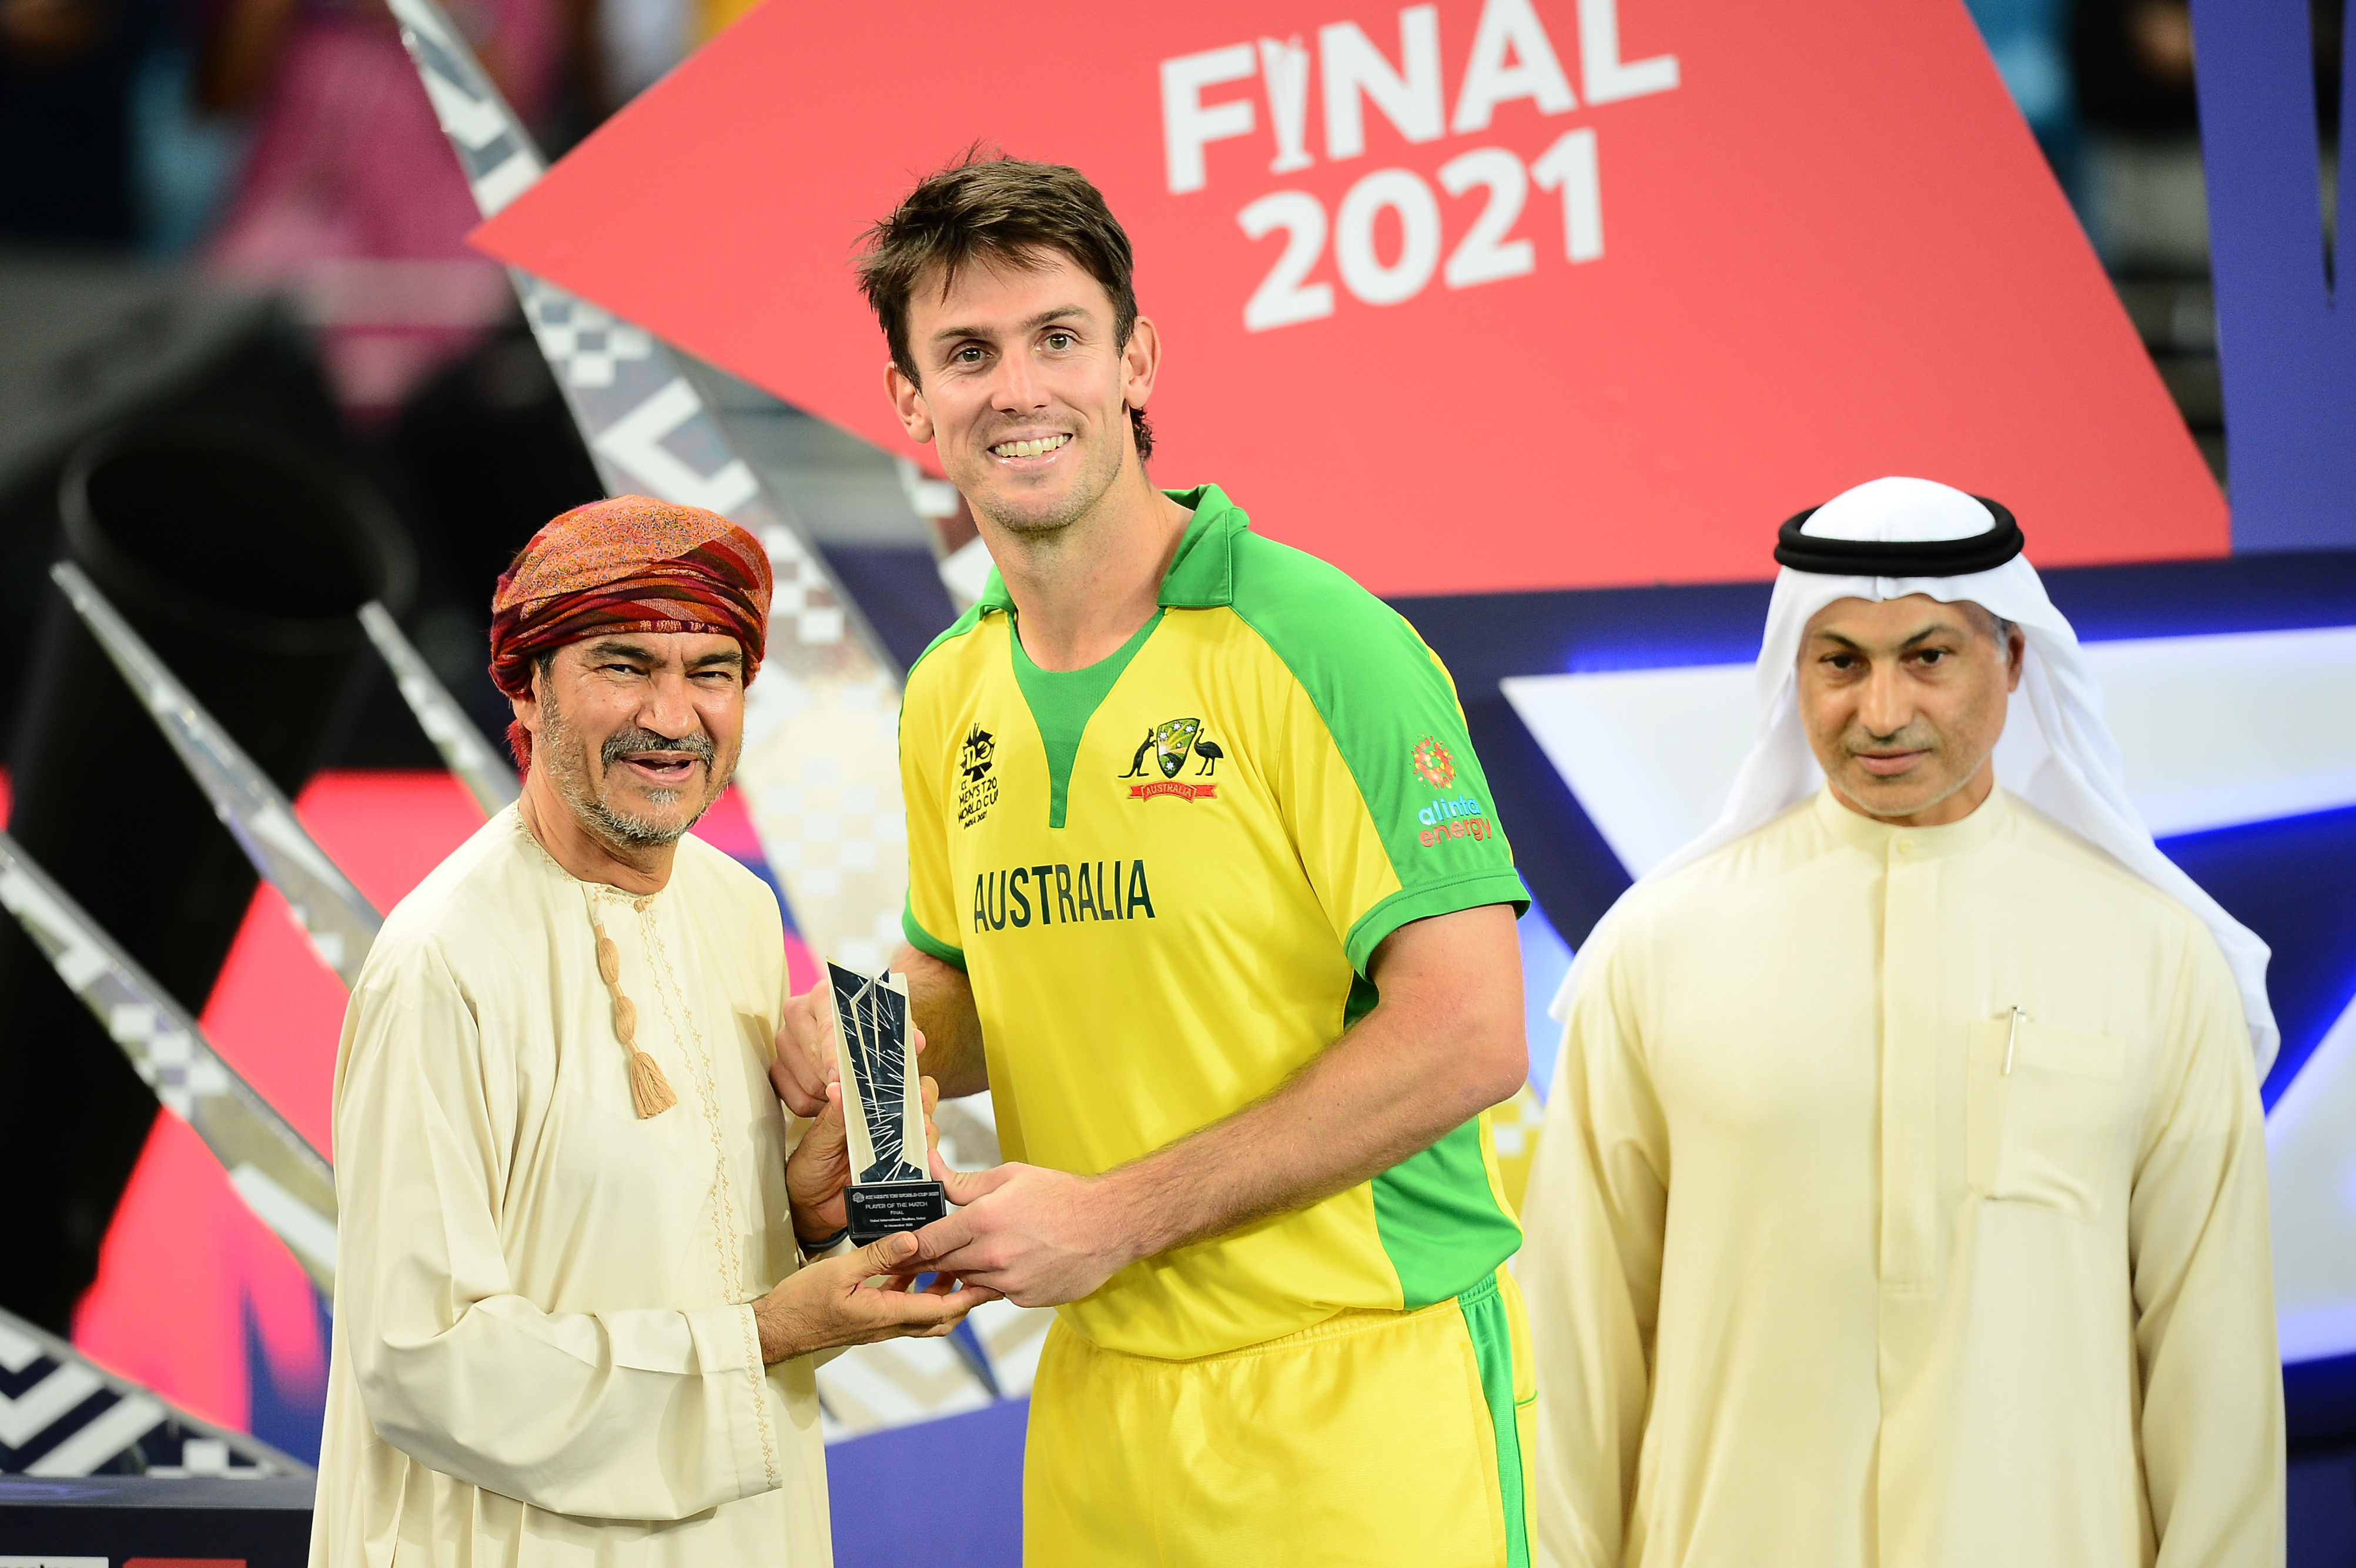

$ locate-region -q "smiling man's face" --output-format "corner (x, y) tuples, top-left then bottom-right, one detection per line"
(520, 631), (745, 849)
(886, 250), (1156, 541)
(1797, 594), (2025, 827)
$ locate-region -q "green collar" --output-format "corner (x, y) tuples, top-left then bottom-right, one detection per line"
(973, 484), (1244, 612)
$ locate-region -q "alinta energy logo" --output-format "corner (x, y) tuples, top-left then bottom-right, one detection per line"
(1412, 734), (1494, 846)
(956, 723), (998, 829)
(1120, 715), (1225, 802)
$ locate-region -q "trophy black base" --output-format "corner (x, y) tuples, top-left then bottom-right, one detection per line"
(845, 1180), (948, 1244)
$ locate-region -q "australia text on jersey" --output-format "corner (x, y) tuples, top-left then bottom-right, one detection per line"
(976, 860), (1159, 932)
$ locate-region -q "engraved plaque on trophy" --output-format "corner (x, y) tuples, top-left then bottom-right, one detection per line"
(827, 960), (949, 1242)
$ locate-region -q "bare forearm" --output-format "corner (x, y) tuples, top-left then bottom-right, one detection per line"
(897, 944), (989, 1097)
(906, 906), (1528, 1310)
(1106, 992), (1520, 1262)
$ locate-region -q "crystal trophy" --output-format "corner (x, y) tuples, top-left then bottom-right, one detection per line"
(828, 961), (948, 1242)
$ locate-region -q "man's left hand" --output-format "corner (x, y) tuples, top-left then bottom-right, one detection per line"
(785, 1076), (940, 1247)
(906, 1158), (1131, 1308)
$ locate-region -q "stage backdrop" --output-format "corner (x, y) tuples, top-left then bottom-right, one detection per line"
(469, 0), (2225, 596)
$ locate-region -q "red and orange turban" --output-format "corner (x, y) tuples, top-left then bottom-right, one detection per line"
(488, 495), (773, 765)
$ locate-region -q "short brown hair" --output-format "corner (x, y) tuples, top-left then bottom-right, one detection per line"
(856, 149), (1152, 460)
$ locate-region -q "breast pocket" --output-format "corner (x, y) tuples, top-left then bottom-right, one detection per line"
(1966, 1017), (2127, 1222)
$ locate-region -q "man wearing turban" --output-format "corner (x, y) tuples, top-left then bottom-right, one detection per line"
(310, 497), (992, 1567)
(1520, 477), (2282, 1567)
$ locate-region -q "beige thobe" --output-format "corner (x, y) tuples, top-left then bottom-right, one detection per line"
(1522, 787), (2281, 1568)
(310, 809), (830, 1566)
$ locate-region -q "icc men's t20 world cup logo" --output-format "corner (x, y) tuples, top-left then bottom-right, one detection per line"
(956, 724), (998, 828)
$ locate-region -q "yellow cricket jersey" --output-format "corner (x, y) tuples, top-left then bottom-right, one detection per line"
(900, 485), (1530, 1361)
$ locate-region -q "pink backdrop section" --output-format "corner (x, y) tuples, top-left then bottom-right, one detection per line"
(470, 0), (2224, 595)
(70, 771), (816, 1443)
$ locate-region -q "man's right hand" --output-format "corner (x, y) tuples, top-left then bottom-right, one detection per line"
(769, 985), (838, 1117)
(770, 983), (934, 1118)
(751, 1232), (996, 1363)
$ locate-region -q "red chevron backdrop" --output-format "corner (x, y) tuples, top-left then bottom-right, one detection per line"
(471, 0), (2224, 595)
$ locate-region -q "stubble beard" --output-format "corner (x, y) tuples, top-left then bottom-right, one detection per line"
(540, 693), (729, 850)
(1835, 727), (1987, 820)
(968, 420), (1130, 545)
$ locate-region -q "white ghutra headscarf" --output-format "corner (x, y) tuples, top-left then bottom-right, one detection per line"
(1549, 475), (2277, 1072)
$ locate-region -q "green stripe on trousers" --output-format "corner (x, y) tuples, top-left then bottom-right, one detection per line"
(1457, 1271), (1529, 1568)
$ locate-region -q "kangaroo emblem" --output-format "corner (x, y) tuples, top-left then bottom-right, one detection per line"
(1119, 729), (1154, 779)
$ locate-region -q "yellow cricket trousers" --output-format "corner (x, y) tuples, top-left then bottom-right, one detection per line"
(1024, 1267), (1536, 1567)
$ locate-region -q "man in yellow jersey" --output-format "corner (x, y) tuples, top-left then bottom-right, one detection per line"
(770, 152), (1538, 1566)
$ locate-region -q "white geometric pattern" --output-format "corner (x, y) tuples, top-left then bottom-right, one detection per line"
(816, 1335), (994, 1439)
(587, 377), (760, 515)
(526, 296), (654, 389)
(394, 0), (920, 993)
(26, 1394), (167, 1477)
(0, 834), (340, 1296)
(58, 562), (384, 993)
(768, 561), (849, 649)
(392, 0), (923, 981)
(0, 1362), (104, 1448)
(751, 518), (860, 661)
(108, 1004), (229, 1121)
(0, 1308), (303, 1477)
(360, 604), (523, 818)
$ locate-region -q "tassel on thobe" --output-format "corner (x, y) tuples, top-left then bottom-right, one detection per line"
(593, 920), (677, 1117)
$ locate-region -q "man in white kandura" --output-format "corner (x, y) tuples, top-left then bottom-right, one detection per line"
(311, 496), (991, 1567)
(1520, 476), (2283, 1568)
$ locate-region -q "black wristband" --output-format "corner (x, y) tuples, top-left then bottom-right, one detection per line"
(798, 1227), (849, 1255)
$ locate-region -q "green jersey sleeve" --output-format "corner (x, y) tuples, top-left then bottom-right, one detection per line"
(1229, 532), (1530, 976)
(898, 610), (980, 969)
